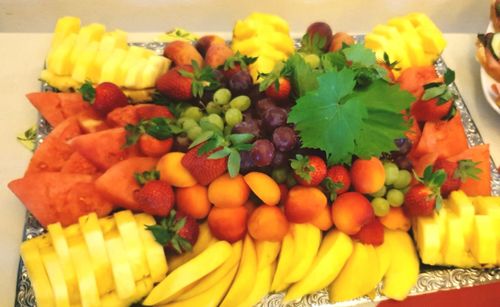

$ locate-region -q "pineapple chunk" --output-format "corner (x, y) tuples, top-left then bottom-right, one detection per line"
(135, 214), (168, 283)
(72, 42), (99, 83)
(50, 16), (81, 49)
(123, 88), (155, 103)
(441, 210), (478, 267)
(414, 214), (443, 265)
(448, 190), (475, 246)
(70, 23), (106, 67)
(40, 70), (81, 91)
(100, 278), (153, 307)
(372, 24), (411, 69)
(100, 48), (127, 84)
(416, 25), (446, 57)
(139, 55), (171, 89)
(470, 215), (497, 264)
(90, 33), (128, 83)
(40, 247), (71, 307)
(124, 58), (148, 89)
(47, 33), (78, 76)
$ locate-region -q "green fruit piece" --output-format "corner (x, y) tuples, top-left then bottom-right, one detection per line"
(206, 101), (222, 115)
(229, 95), (251, 112)
(181, 118), (199, 131)
(383, 162), (399, 185)
(187, 126), (203, 141)
(182, 106), (203, 121)
(393, 170), (412, 189)
(225, 108), (243, 126)
(371, 197), (390, 217)
(387, 189), (404, 207)
(213, 88), (232, 105)
(207, 114), (224, 131)
(370, 185), (387, 198)
(303, 53), (320, 69)
(271, 168), (289, 184)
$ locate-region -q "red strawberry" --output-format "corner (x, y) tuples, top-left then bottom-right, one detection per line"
(146, 210), (200, 254)
(323, 164), (351, 201)
(133, 173), (174, 216)
(221, 51), (257, 80)
(181, 143), (228, 186)
(403, 166), (446, 217)
(433, 158), (482, 197)
(124, 117), (175, 154)
(139, 134), (173, 158)
(79, 81), (128, 115)
(352, 218), (384, 246)
(265, 77), (291, 102)
(291, 154), (327, 186)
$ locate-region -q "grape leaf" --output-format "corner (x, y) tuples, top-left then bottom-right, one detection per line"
(284, 53), (319, 98)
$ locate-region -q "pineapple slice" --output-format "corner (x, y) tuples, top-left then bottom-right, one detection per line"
(448, 190), (475, 246)
(387, 18), (428, 66)
(135, 214), (168, 283)
(416, 26), (446, 57)
(72, 42), (99, 84)
(372, 24), (412, 69)
(364, 33), (393, 63)
(441, 210), (478, 267)
(116, 46), (148, 87)
(99, 48), (127, 84)
(470, 215), (497, 265)
(138, 55), (170, 89)
(40, 70), (81, 91)
(124, 58), (148, 89)
(100, 278), (153, 307)
(69, 23), (106, 67)
(47, 33), (78, 76)
(90, 32), (128, 83)
(50, 16), (81, 49)
(40, 247), (71, 307)
(114, 210), (150, 281)
(79, 213), (115, 296)
(414, 214), (443, 265)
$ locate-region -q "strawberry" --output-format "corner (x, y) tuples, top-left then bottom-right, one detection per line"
(433, 158), (482, 197)
(265, 77), (291, 102)
(221, 51), (257, 80)
(291, 154), (327, 186)
(323, 164), (351, 201)
(138, 134), (173, 158)
(352, 217), (384, 246)
(133, 170), (174, 216)
(156, 62), (219, 101)
(145, 209), (200, 254)
(403, 166), (446, 217)
(79, 81), (128, 115)
(124, 117), (178, 149)
(181, 143), (228, 186)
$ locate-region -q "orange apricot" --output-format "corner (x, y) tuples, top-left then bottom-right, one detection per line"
(379, 207), (411, 231)
(350, 157), (385, 194)
(248, 206), (289, 241)
(175, 184), (211, 219)
(208, 173), (250, 208)
(243, 172), (281, 206)
(208, 206), (248, 243)
(310, 205), (333, 231)
(157, 152), (197, 187)
(331, 192), (374, 235)
(244, 199), (258, 217)
(284, 186), (327, 223)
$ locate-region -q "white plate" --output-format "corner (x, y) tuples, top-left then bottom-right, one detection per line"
(479, 22), (500, 114)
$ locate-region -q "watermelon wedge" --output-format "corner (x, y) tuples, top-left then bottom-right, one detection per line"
(106, 104), (173, 127)
(8, 172), (113, 227)
(449, 144), (491, 196)
(70, 127), (139, 170)
(95, 157), (158, 211)
(61, 151), (98, 175)
(58, 92), (94, 118)
(26, 92), (65, 127)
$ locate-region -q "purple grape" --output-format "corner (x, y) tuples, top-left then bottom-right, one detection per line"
(263, 107), (287, 131)
(272, 150), (289, 167)
(247, 85), (265, 103)
(228, 70), (252, 95)
(394, 138), (412, 155)
(272, 126), (298, 152)
(239, 150), (255, 172)
(255, 98), (276, 116)
(172, 135), (190, 152)
(232, 118), (262, 138)
(250, 139), (275, 167)
(394, 155), (413, 171)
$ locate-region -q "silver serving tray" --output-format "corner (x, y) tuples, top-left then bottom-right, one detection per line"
(15, 41), (500, 307)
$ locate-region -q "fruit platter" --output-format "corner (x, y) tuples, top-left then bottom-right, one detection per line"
(9, 11), (500, 307)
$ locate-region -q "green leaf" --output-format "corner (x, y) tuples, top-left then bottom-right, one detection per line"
(343, 43), (377, 66)
(134, 170), (160, 186)
(227, 149), (241, 177)
(228, 133), (254, 145)
(321, 52), (347, 72)
(78, 81), (95, 103)
(124, 123), (143, 147)
(144, 118), (173, 140)
(285, 53), (319, 97)
(444, 68), (455, 85)
(422, 84), (447, 100)
(197, 137), (220, 155)
(189, 130), (214, 149)
(17, 125), (37, 151)
(233, 143), (253, 151)
(199, 120), (223, 134)
(208, 147), (231, 159)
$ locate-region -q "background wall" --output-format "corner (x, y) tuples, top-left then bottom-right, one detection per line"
(0, 0), (491, 33)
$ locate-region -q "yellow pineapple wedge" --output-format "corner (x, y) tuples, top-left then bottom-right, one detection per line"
(470, 215), (497, 264)
(413, 213), (443, 265)
(50, 16), (81, 49)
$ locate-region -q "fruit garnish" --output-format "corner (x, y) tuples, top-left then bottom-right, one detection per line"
(146, 210), (198, 254)
(322, 165), (351, 201)
(134, 170), (160, 186)
(157, 28), (198, 43)
(291, 154), (327, 187)
(79, 81), (129, 115)
(432, 158), (481, 197)
(404, 166), (446, 217)
(124, 117), (180, 147)
(17, 125), (37, 151)
(221, 51), (257, 73)
(179, 61), (220, 98)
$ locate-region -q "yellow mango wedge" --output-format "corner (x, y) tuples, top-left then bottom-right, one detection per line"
(235, 262), (276, 307)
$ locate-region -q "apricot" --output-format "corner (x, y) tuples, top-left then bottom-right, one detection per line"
(175, 184), (211, 219)
(350, 157), (385, 194)
(163, 40), (203, 67)
(331, 192), (374, 235)
(248, 206), (289, 241)
(379, 207), (411, 231)
(329, 32), (355, 52)
(284, 186), (327, 223)
(157, 152), (197, 187)
(208, 173), (250, 208)
(311, 205), (333, 231)
(205, 43), (234, 68)
(195, 35), (226, 56)
(243, 172), (281, 206)
(208, 206), (248, 243)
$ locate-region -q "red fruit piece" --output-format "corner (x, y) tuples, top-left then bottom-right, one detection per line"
(304, 22), (333, 52)
(61, 151), (98, 175)
(291, 154), (327, 187)
(134, 180), (174, 216)
(58, 92), (94, 118)
(156, 66), (194, 101)
(448, 144), (491, 196)
(8, 172), (113, 227)
(26, 92), (65, 127)
(265, 77), (291, 102)
(285, 186), (327, 223)
(80, 81), (128, 115)
(433, 158), (482, 197)
(411, 97), (453, 122)
(397, 66), (441, 98)
(95, 157), (157, 211)
(163, 40), (203, 67)
(221, 51), (257, 80)
(323, 164), (351, 201)
(195, 35), (226, 56)
(146, 210), (200, 254)
(403, 166), (446, 217)
(208, 206), (248, 243)
(352, 218), (384, 246)
(106, 104), (173, 127)
(205, 43), (234, 69)
(181, 144), (228, 186)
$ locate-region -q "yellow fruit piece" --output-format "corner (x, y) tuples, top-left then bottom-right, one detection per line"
(372, 24), (411, 69)
(387, 17), (427, 66)
(47, 33), (78, 76)
(364, 33), (393, 63)
(235, 262), (275, 307)
(70, 23), (106, 67)
(20, 239), (56, 307)
(329, 242), (380, 302)
(135, 213), (168, 283)
(220, 235), (257, 307)
(249, 56), (276, 81)
(116, 46), (147, 87)
(99, 48), (127, 84)
(176, 240), (243, 301)
(158, 152), (198, 188)
(100, 278), (153, 307)
(416, 25), (446, 57)
(381, 230), (419, 301)
(232, 37), (260, 55)
(91, 32), (128, 83)
(406, 12), (440, 31)
(470, 215), (497, 264)
(40, 70), (81, 92)
(284, 230), (353, 303)
(255, 240), (281, 269)
(143, 240), (232, 306)
(375, 231), (393, 281)
(413, 213), (443, 265)
(124, 58), (148, 89)
(441, 209), (478, 267)
(270, 229), (294, 292)
(123, 88), (154, 103)
(284, 223), (321, 284)
(40, 247), (71, 307)
(78, 213), (114, 296)
(248, 12), (290, 34)
(168, 222), (214, 272)
(71, 41), (99, 83)
(448, 190), (476, 246)
(50, 16), (81, 49)
(139, 55), (172, 89)
(260, 32), (295, 55)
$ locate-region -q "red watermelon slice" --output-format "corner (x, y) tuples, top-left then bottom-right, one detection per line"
(58, 92), (93, 118)
(106, 104), (173, 127)
(95, 157), (158, 210)
(70, 127), (139, 170)
(448, 144), (491, 196)
(61, 151), (98, 175)
(26, 92), (65, 127)
(8, 172), (113, 227)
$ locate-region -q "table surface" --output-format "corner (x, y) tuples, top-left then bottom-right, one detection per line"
(0, 32), (498, 307)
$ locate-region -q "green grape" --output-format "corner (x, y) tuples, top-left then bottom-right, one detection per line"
(383, 161), (399, 185)
(370, 185), (387, 198)
(225, 108), (243, 126)
(387, 189), (404, 207)
(207, 114), (224, 131)
(187, 126), (203, 141)
(393, 170), (412, 189)
(206, 101), (222, 114)
(303, 53), (320, 69)
(223, 125), (233, 136)
(371, 197), (390, 217)
(213, 88), (232, 105)
(229, 95), (251, 111)
(181, 118), (198, 131)
(271, 167), (289, 184)
(182, 106), (203, 121)
(286, 174), (297, 188)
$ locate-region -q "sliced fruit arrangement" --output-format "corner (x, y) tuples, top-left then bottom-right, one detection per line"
(9, 10), (499, 307)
